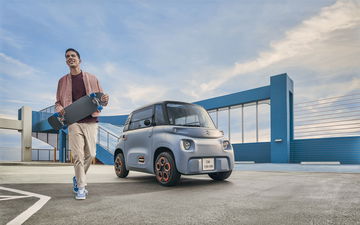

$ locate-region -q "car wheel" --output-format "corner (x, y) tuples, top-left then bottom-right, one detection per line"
(154, 152), (181, 186)
(208, 170), (232, 181)
(114, 153), (129, 178)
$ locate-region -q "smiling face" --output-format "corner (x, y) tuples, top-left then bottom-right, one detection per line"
(65, 50), (81, 69)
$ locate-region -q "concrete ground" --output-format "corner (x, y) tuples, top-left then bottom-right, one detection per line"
(0, 164), (359, 225)
(234, 163), (360, 173)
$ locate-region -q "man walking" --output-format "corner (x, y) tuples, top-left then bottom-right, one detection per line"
(55, 48), (109, 200)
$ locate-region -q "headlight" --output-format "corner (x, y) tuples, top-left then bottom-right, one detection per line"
(183, 140), (191, 150)
(223, 140), (230, 150)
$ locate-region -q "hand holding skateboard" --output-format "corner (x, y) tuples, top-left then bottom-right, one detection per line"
(48, 92), (107, 130)
(59, 108), (65, 116)
(101, 94), (109, 106)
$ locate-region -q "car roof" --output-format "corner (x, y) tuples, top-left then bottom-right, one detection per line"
(132, 100), (198, 113)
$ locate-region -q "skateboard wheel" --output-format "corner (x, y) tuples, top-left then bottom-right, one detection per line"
(90, 93), (96, 98)
(97, 105), (103, 111)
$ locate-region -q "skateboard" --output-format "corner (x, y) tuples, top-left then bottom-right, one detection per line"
(48, 92), (105, 130)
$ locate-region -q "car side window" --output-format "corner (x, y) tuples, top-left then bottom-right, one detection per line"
(129, 107), (153, 130)
(154, 104), (166, 125)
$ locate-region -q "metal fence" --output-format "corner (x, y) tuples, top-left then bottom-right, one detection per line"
(39, 105), (56, 114)
(32, 148), (58, 161)
(97, 125), (120, 153)
(294, 93), (360, 139)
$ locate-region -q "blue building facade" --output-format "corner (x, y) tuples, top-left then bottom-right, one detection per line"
(30, 73), (360, 164)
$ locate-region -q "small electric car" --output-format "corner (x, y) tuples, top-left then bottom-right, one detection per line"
(113, 101), (234, 186)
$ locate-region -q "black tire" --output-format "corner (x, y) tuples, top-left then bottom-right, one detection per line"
(154, 152), (181, 186)
(208, 170), (232, 181)
(114, 153), (129, 178)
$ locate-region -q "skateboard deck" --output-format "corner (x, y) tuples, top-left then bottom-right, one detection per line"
(48, 92), (105, 130)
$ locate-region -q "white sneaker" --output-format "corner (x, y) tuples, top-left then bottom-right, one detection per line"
(75, 187), (86, 200)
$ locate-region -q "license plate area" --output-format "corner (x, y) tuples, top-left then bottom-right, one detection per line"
(202, 158), (215, 171)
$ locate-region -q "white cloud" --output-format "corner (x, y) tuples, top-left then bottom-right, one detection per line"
(87, 5), (359, 115)
(0, 28), (26, 49)
(0, 53), (56, 124)
(123, 85), (168, 103)
(295, 77), (360, 103)
(0, 53), (39, 79)
(196, 0), (360, 94)
(85, 61), (172, 114)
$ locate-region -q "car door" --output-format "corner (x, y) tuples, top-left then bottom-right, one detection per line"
(123, 106), (154, 171)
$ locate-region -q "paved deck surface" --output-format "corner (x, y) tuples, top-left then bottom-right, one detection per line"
(234, 163), (360, 173)
(0, 164), (359, 225)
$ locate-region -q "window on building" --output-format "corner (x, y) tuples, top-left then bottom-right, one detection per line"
(230, 105), (243, 143)
(258, 100), (271, 142)
(243, 102), (257, 143)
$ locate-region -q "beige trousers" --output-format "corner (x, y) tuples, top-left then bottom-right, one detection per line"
(68, 122), (98, 188)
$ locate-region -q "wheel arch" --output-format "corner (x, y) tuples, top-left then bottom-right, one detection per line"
(114, 148), (124, 162)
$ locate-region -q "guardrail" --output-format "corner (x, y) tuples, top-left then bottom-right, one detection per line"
(32, 148), (57, 161)
(39, 105), (56, 114)
(294, 93), (360, 139)
(97, 125), (120, 153)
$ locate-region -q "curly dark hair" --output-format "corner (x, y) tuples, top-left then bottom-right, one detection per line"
(65, 48), (80, 59)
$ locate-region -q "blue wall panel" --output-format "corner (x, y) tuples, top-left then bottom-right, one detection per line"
(291, 136), (360, 164)
(30, 73), (360, 165)
(194, 86), (270, 111)
(96, 144), (114, 165)
(99, 115), (128, 126)
(270, 74), (293, 163)
(232, 142), (271, 163)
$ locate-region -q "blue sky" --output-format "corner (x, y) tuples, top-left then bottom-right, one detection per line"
(1, 0), (359, 152)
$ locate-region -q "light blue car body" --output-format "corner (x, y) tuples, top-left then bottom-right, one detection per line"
(114, 101), (234, 175)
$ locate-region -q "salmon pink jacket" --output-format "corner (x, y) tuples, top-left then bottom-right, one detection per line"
(55, 71), (104, 117)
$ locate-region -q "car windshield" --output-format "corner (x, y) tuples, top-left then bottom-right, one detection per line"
(166, 103), (216, 128)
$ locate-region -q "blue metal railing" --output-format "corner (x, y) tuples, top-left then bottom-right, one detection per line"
(97, 124), (121, 153)
(294, 93), (360, 139)
(32, 148), (57, 161)
(96, 123), (123, 164)
(39, 105), (56, 114)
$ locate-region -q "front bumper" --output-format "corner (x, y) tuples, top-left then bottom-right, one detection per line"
(186, 157), (232, 174)
(175, 138), (235, 175)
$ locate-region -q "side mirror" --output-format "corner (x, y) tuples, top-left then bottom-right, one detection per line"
(144, 119), (151, 127)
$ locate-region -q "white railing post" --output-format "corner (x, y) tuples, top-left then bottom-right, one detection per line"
(20, 106), (32, 161)
(0, 106), (32, 162)
(21, 106), (32, 161)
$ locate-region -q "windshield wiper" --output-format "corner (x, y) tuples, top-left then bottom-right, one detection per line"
(179, 124), (201, 127)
